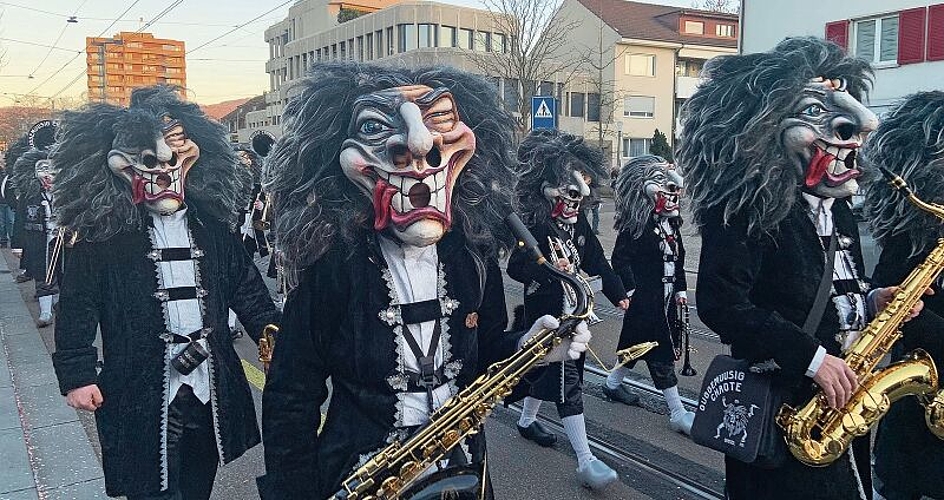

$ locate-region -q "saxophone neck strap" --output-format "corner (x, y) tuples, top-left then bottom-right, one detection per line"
(803, 231), (838, 335)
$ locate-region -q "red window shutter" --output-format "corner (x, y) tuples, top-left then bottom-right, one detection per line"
(929, 3), (944, 61)
(898, 7), (927, 64)
(825, 20), (850, 50)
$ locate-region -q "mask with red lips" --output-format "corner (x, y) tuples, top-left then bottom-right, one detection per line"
(34, 159), (57, 192)
(543, 170), (590, 225)
(107, 115), (200, 215)
(643, 164), (683, 218)
(339, 85), (474, 247)
(782, 77), (878, 199)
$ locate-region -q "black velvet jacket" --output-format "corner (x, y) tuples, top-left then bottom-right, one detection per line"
(258, 230), (520, 500)
(697, 199), (870, 499)
(612, 218), (688, 359)
(13, 192), (49, 279)
(872, 234), (944, 498)
(52, 212), (280, 497)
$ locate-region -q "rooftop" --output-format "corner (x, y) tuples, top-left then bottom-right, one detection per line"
(576, 0), (738, 48)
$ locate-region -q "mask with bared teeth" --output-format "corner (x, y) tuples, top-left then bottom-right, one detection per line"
(339, 85), (474, 247)
(107, 114), (200, 215)
(543, 170), (590, 225)
(643, 164), (683, 218)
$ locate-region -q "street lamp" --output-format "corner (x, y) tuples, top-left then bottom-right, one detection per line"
(616, 120), (624, 169)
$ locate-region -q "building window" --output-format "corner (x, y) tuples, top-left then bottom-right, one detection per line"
(357, 36), (364, 60)
(386, 27), (395, 55)
(366, 33), (374, 60)
(587, 93), (601, 122)
(683, 21), (704, 34)
(676, 58), (703, 77)
(493, 33), (507, 53)
(854, 15), (898, 64)
(716, 24), (735, 37)
(332, 44), (338, 60)
(459, 28), (474, 50)
(623, 138), (652, 158)
(376, 30), (384, 58)
(624, 96), (655, 118)
(475, 31), (491, 52)
(398, 24), (417, 52)
(441, 26), (457, 47)
(340, 41), (347, 60)
(569, 92), (585, 118)
(503, 78), (519, 110)
(625, 53), (656, 76)
(419, 24), (437, 48)
(538, 81), (554, 96)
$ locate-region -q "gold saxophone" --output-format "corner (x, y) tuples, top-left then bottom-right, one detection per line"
(330, 214), (654, 500)
(777, 168), (944, 466)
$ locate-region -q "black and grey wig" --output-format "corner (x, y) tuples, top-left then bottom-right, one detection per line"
(613, 154), (672, 238)
(677, 36), (872, 237)
(864, 91), (944, 256)
(514, 129), (607, 225)
(266, 61), (517, 271)
(11, 148), (50, 202)
(3, 134), (30, 180)
(52, 86), (249, 241)
(235, 146), (263, 185)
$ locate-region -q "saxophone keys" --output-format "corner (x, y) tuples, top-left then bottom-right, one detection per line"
(840, 412), (869, 435)
(399, 461), (419, 479)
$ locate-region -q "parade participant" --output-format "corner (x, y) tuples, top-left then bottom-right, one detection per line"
(257, 62), (590, 500)
(50, 86), (280, 500)
(11, 121), (59, 326)
(606, 155), (694, 435)
(863, 91), (944, 500)
(506, 129), (628, 489)
(4, 134), (28, 262)
(679, 37), (893, 499)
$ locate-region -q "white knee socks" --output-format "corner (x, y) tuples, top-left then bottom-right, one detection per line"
(606, 366), (630, 390)
(518, 396), (542, 427)
(663, 386), (686, 420)
(561, 414), (596, 468)
(228, 309), (237, 329)
(38, 295), (54, 318)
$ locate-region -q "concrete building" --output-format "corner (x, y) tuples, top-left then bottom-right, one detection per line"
(219, 95), (268, 143)
(86, 32), (186, 106)
(555, 0), (738, 165)
(741, 1), (944, 113)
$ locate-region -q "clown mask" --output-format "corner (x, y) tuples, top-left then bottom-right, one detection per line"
(544, 170), (590, 225)
(107, 116), (200, 215)
(34, 159), (57, 192)
(644, 164), (683, 218)
(339, 85), (475, 247)
(782, 77), (878, 199)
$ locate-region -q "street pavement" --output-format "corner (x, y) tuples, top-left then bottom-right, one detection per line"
(0, 201), (884, 500)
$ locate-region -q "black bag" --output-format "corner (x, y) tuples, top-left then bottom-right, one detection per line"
(691, 232), (837, 468)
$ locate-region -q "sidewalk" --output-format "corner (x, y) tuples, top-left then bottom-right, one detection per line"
(0, 257), (107, 500)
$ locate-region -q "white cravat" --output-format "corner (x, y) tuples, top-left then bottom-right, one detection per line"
(151, 210), (210, 404)
(378, 236), (451, 427)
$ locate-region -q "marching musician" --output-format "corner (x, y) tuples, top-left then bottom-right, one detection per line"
(506, 129), (628, 490)
(863, 91), (944, 500)
(679, 37), (897, 499)
(605, 155), (695, 435)
(256, 63), (590, 499)
(50, 86), (280, 500)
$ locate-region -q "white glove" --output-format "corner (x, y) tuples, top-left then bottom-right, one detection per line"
(517, 315), (591, 363)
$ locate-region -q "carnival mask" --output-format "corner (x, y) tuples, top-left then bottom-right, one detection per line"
(34, 159), (56, 192)
(643, 164), (683, 218)
(782, 77), (878, 199)
(543, 170), (590, 225)
(339, 85), (475, 247)
(107, 116), (200, 215)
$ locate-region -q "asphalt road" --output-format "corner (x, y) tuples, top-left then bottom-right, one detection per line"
(2, 201), (883, 500)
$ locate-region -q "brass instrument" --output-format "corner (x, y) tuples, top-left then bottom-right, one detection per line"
(777, 167), (944, 466)
(44, 227), (76, 285)
(547, 235), (577, 309)
(677, 303), (697, 376)
(258, 324), (279, 374)
(330, 214), (596, 500)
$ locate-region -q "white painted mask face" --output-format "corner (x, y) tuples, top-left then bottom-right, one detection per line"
(543, 170), (590, 225)
(643, 164), (683, 218)
(34, 159), (57, 192)
(339, 85), (475, 247)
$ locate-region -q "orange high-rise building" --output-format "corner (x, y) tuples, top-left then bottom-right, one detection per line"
(86, 32), (186, 106)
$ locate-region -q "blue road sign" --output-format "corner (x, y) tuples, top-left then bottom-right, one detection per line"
(531, 96), (557, 130)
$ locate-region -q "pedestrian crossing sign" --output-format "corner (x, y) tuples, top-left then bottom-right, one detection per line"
(531, 96), (557, 130)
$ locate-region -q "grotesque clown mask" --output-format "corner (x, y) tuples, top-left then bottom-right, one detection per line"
(782, 77), (878, 199)
(543, 170), (591, 225)
(34, 159), (57, 192)
(643, 163), (683, 219)
(339, 85), (475, 247)
(107, 115), (200, 215)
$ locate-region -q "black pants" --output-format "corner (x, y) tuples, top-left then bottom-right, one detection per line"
(128, 385), (219, 500)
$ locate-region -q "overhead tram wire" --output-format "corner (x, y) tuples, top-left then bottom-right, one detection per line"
(186, 0), (294, 55)
(0, 37), (83, 52)
(0, 1), (236, 27)
(28, 0), (88, 79)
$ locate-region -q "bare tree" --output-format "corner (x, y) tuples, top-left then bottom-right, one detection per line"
(469, 0), (584, 133)
(580, 11), (629, 161)
(691, 0), (739, 13)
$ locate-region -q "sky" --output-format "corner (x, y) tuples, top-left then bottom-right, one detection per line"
(0, 0), (695, 105)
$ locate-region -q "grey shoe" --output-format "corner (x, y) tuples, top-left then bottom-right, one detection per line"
(36, 313), (53, 328)
(602, 384), (640, 406)
(669, 410), (695, 436)
(577, 459), (617, 490)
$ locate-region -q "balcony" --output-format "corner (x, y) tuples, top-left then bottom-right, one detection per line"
(675, 76), (700, 99)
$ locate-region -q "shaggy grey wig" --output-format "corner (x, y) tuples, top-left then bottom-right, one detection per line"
(677, 36), (872, 237)
(864, 91), (944, 257)
(613, 154), (674, 238)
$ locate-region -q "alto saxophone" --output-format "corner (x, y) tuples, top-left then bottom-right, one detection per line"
(777, 168), (944, 466)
